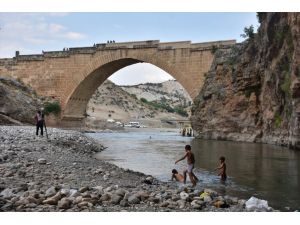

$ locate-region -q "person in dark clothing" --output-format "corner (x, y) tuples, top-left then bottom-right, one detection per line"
(35, 110), (44, 136)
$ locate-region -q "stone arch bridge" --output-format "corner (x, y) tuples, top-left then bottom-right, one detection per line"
(0, 39), (235, 126)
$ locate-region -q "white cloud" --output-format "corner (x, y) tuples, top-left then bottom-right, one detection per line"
(109, 63), (175, 85)
(62, 32), (86, 40)
(0, 13), (87, 57)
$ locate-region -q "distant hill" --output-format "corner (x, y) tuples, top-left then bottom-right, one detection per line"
(85, 80), (192, 128)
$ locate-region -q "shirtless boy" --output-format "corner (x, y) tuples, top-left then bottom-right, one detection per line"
(215, 156), (227, 181)
(171, 169), (184, 183)
(175, 145), (198, 187)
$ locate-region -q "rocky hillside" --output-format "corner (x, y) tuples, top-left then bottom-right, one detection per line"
(86, 80), (191, 128)
(0, 76), (43, 125)
(191, 13), (300, 149)
(120, 80), (192, 109)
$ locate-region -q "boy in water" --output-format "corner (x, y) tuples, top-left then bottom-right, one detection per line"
(175, 145), (199, 187)
(171, 169), (184, 183)
(215, 156), (227, 181)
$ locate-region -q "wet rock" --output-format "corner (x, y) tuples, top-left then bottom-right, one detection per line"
(37, 158), (47, 164)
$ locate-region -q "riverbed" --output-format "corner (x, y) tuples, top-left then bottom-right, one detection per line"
(88, 128), (300, 211)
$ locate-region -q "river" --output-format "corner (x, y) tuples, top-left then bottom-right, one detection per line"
(87, 128), (300, 211)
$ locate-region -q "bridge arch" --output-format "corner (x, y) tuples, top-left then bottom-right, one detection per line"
(63, 53), (188, 120)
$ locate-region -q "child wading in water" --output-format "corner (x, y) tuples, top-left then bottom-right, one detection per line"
(175, 145), (199, 187)
(215, 156), (227, 182)
(171, 169), (184, 183)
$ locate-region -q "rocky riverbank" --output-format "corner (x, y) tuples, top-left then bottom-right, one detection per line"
(0, 126), (274, 212)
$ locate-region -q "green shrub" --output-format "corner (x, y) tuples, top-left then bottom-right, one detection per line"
(211, 45), (218, 54)
(174, 106), (189, 117)
(274, 112), (282, 128)
(240, 25), (255, 40)
(280, 72), (291, 98)
(43, 101), (61, 116)
(140, 97), (148, 103)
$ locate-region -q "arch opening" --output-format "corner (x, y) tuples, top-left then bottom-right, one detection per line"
(63, 57), (193, 126)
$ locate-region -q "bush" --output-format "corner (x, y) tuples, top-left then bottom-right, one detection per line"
(140, 97), (148, 103)
(211, 45), (218, 54)
(43, 101), (61, 116)
(174, 106), (189, 117)
(274, 112), (282, 128)
(240, 25), (255, 40)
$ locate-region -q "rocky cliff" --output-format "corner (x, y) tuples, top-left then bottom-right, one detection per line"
(191, 13), (300, 149)
(0, 76), (43, 125)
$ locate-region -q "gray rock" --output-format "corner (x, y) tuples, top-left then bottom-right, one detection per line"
(203, 196), (212, 203)
(79, 186), (89, 193)
(69, 189), (79, 197)
(180, 191), (189, 200)
(160, 201), (169, 207)
(136, 191), (149, 201)
(115, 189), (126, 197)
(0, 188), (14, 199)
(58, 197), (72, 209)
(43, 192), (62, 205)
(110, 194), (122, 205)
(99, 193), (111, 202)
(45, 186), (57, 198)
(103, 174), (109, 181)
(60, 188), (70, 196)
(37, 158), (47, 164)
(128, 195), (140, 204)
(177, 199), (186, 209)
(104, 186), (113, 193)
(119, 199), (129, 207)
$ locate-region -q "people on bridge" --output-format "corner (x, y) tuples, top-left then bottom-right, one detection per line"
(175, 145), (199, 187)
(34, 110), (44, 136)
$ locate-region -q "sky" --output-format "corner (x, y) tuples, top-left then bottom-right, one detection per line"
(0, 13), (259, 85)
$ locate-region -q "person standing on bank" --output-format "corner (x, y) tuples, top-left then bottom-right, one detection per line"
(35, 110), (44, 136)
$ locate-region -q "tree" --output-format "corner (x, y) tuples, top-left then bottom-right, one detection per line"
(240, 25), (255, 40)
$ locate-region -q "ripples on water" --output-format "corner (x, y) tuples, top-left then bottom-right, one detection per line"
(87, 128), (300, 211)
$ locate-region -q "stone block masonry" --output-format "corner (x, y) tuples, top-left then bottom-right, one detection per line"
(0, 39), (236, 126)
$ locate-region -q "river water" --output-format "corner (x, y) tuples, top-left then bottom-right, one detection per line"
(87, 128), (300, 211)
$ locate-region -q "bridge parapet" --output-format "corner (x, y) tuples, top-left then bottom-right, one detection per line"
(0, 39), (236, 63)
